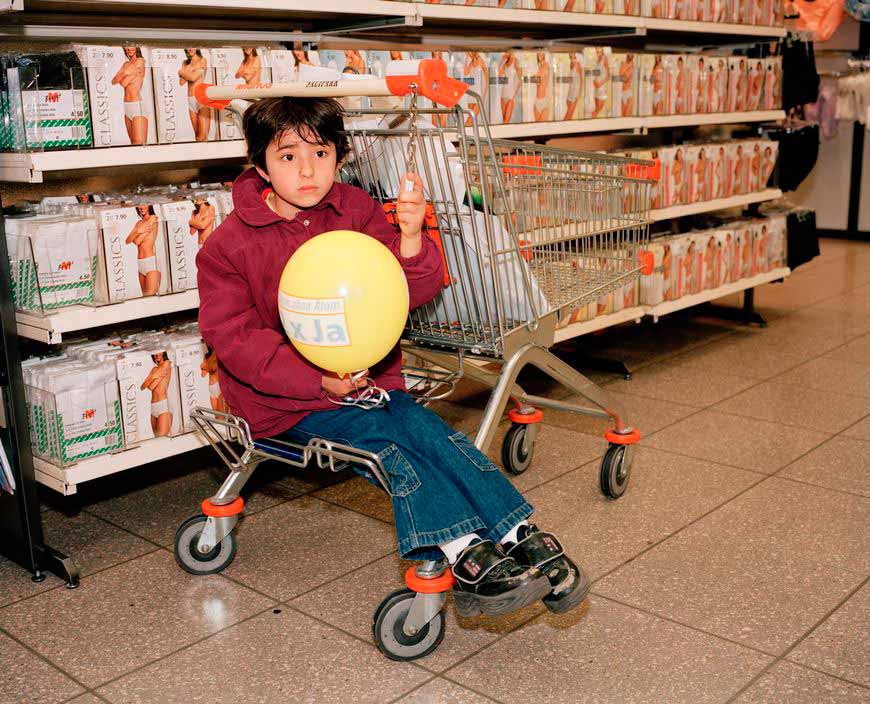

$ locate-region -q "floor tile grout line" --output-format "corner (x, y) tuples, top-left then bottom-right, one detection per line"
(777, 659), (870, 691)
(590, 472), (772, 586)
(588, 591), (780, 659)
(91, 600), (283, 692)
(769, 473), (870, 500)
(723, 575), (870, 704)
(0, 622), (94, 695)
(0, 545), (165, 613)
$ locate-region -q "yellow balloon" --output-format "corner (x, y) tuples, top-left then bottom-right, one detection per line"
(278, 230), (409, 376)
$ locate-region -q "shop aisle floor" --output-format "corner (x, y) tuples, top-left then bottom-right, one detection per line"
(2, 238), (869, 704)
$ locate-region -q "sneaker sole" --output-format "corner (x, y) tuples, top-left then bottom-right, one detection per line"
(542, 572), (590, 615)
(453, 574), (552, 618)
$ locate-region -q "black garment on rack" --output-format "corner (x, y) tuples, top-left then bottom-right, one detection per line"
(767, 124), (820, 192)
(781, 37), (820, 112)
(786, 209), (820, 270)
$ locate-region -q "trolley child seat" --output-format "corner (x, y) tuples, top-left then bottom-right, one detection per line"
(174, 58), (657, 662)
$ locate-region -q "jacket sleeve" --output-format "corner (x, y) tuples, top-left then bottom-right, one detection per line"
(196, 240), (324, 401)
(359, 197), (444, 311)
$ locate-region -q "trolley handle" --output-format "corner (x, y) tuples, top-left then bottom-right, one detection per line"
(195, 58), (468, 110)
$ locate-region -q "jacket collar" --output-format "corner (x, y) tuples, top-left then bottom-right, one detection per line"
(231, 168), (345, 228)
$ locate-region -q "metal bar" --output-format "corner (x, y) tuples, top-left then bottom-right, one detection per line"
(318, 15), (417, 35)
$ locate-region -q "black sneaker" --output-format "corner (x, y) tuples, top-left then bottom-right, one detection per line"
(451, 539), (552, 618)
(503, 525), (590, 614)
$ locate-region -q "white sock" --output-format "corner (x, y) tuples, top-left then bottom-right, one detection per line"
(500, 520), (530, 546)
(439, 533), (482, 564)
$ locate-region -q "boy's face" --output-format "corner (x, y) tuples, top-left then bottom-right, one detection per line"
(256, 127), (338, 214)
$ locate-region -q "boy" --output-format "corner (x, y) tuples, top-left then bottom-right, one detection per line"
(196, 97), (589, 618)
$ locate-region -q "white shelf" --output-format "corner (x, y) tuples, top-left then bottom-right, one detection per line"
(643, 110), (784, 129)
(490, 117), (640, 139)
(414, 4), (638, 28)
(0, 142), (247, 183)
(554, 305), (645, 344)
(414, 4), (785, 37)
(34, 432), (210, 495)
(650, 188), (782, 222)
(16, 290), (200, 344)
(647, 266), (790, 321)
(643, 17), (786, 37)
(488, 111), (783, 140)
(1, 111), (783, 182)
(553, 267), (790, 343)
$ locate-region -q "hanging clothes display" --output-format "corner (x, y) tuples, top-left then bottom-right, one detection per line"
(780, 34), (820, 114)
(835, 68), (870, 125)
(764, 123), (820, 191)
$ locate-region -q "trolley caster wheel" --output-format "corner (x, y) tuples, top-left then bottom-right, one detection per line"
(502, 423), (535, 475)
(174, 514), (237, 576)
(372, 588), (445, 661)
(600, 443), (632, 499)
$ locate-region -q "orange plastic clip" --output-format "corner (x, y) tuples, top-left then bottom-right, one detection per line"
(385, 59), (468, 108)
(194, 83), (231, 111)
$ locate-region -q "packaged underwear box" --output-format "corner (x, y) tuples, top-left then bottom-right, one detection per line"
(5, 51), (93, 150)
(610, 53), (638, 118)
(488, 51), (524, 125)
(170, 337), (213, 433)
(552, 52), (583, 122)
(211, 46), (272, 141)
(161, 194), (221, 292)
(727, 57), (748, 113)
(116, 347), (183, 444)
(582, 47), (612, 119)
(150, 47), (218, 144)
(746, 57), (766, 111)
(96, 202), (170, 303)
(519, 51), (553, 123)
(450, 51), (490, 128)
(763, 57), (782, 110)
(74, 44), (157, 147)
(663, 54), (688, 115)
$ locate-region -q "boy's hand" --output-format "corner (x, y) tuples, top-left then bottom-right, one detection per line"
(396, 172), (425, 242)
(322, 371), (368, 397)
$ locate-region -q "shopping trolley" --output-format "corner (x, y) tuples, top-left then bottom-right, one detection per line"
(173, 59), (656, 661)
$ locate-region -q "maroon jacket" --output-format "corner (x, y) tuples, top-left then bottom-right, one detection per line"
(196, 169), (443, 439)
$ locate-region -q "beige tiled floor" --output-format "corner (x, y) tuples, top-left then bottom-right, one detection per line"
(1, 239), (869, 703)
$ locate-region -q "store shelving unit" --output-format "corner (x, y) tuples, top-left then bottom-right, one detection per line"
(646, 266), (790, 321)
(553, 267), (791, 344)
(1, 0), (790, 496)
(650, 188), (782, 223)
(34, 433), (209, 495)
(0, 113), (785, 183)
(16, 291), (200, 344)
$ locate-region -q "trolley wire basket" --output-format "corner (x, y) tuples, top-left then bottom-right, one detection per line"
(340, 97), (654, 359)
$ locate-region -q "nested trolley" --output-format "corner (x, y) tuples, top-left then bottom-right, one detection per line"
(173, 59), (655, 662)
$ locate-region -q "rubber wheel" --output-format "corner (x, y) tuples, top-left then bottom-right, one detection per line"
(600, 443), (632, 499)
(372, 588), (445, 661)
(501, 423), (534, 475)
(173, 514), (237, 575)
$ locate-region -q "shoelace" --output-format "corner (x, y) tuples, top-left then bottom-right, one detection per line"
(326, 370), (391, 410)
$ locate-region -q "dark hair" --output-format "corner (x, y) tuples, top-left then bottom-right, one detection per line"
(242, 97), (349, 171)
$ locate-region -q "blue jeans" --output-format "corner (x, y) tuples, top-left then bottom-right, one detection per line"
(280, 391), (533, 561)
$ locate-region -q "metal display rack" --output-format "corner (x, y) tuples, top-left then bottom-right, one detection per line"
(0, 199), (79, 586)
(2, 2), (789, 500)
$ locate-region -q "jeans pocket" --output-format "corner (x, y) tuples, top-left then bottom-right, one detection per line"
(449, 431), (499, 472)
(379, 444), (422, 497)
